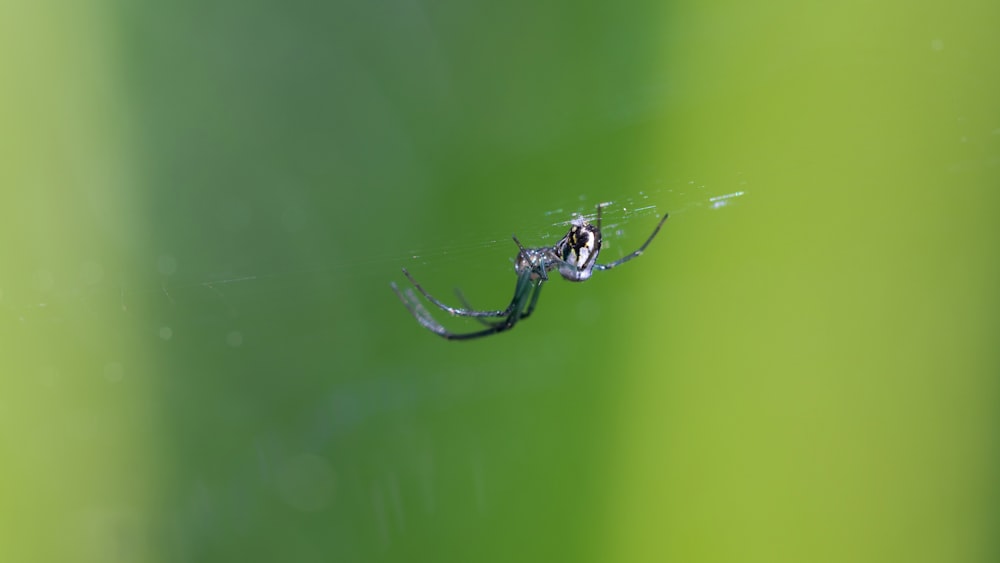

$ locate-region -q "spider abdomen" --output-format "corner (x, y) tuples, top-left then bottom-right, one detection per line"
(555, 221), (601, 281)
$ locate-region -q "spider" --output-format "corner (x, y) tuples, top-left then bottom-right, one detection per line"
(391, 203), (669, 340)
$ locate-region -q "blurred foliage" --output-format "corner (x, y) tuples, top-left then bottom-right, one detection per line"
(1, 0), (997, 562)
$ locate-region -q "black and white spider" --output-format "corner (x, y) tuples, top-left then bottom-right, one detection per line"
(391, 204), (669, 340)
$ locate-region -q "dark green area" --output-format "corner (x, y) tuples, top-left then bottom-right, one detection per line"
(117, 1), (670, 561)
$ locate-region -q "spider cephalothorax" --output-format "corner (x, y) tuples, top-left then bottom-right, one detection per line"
(392, 204), (669, 340)
(514, 247), (559, 280)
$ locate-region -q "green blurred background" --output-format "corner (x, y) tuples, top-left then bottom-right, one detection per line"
(1, 0), (997, 562)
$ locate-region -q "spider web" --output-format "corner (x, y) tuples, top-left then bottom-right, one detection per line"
(385, 177), (747, 337)
(0, 178), (746, 330)
(398, 178), (746, 275)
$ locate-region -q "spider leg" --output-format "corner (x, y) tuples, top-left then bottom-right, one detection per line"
(512, 234), (548, 281)
(516, 281), (543, 320)
(454, 287), (504, 327)
(455, 281), (544, 326)
(453, 287), (476, 309)
(595, 212), (669, 271)
(391, 283), (454, 334)
(401, 268), (517, 318)
(393, 271), (538, 340)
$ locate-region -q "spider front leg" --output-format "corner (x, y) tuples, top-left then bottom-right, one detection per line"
(455, 280), (545, 327)
(595, 212), (669, 271)
(442, 276), (538, 340)
(453, 288), (504, 328)
(400, 268), (518, 318)
(393, 269), (539, 340)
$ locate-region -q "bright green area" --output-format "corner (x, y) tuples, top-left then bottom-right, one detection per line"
(612, 3), (1000, 562)
(1, 1), (997, 562)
